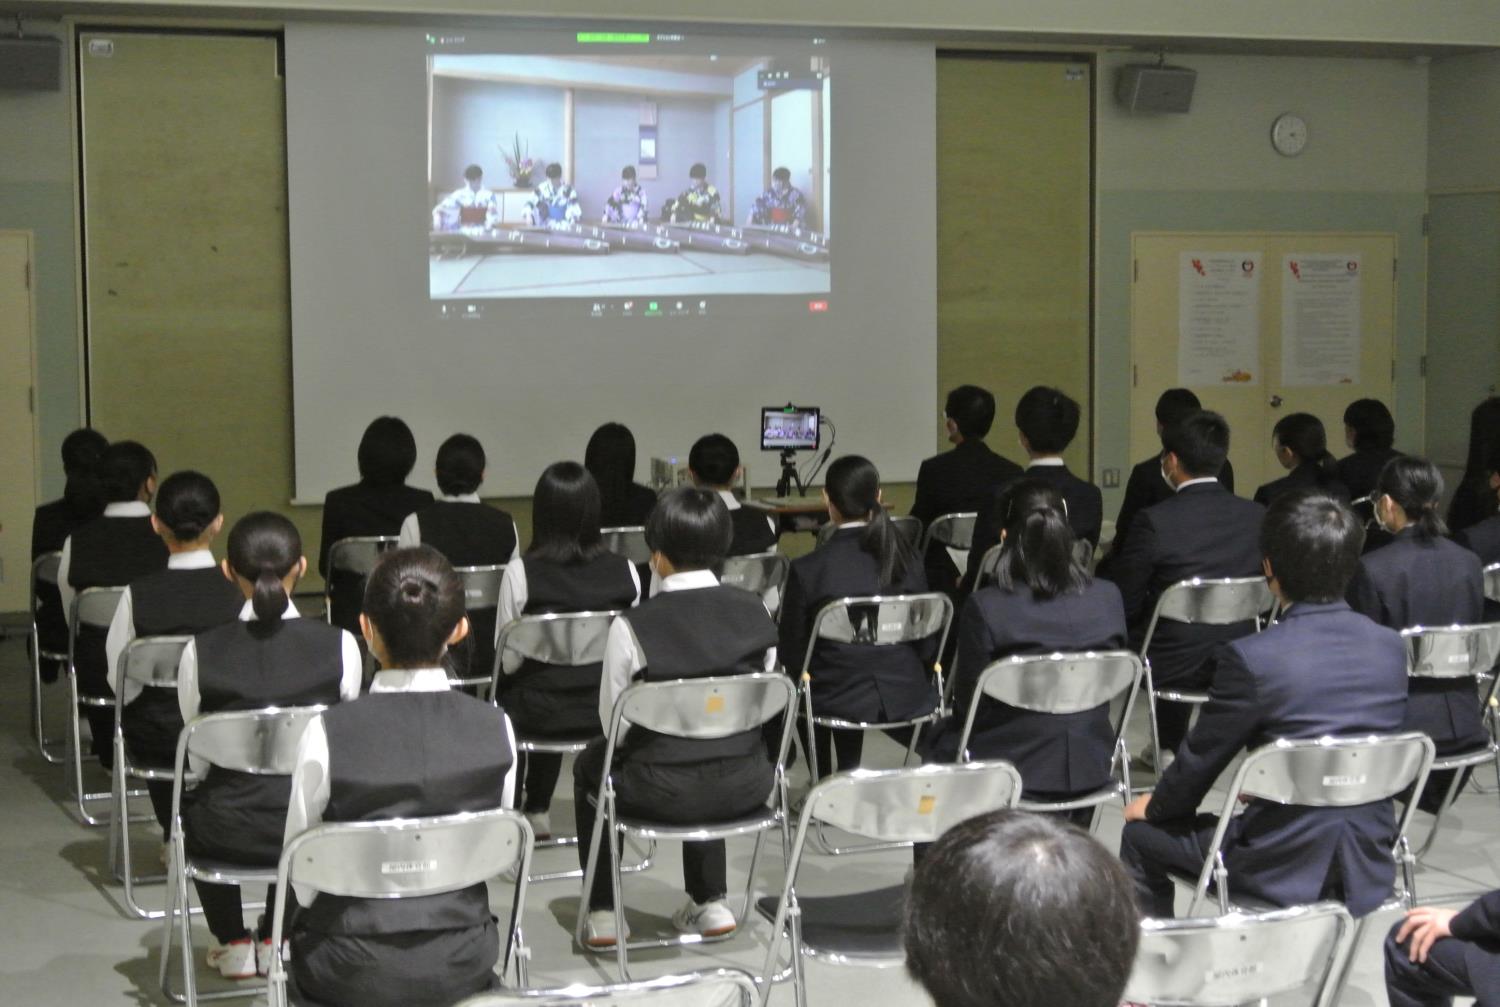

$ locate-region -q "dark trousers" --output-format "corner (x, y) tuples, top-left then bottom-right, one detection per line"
(193, 880), (282, 945)
(1119, 814), (1219, 918)
(290, 918), (500, 1007)
(572, 738), (772, 911)
(1385, 923), (1500, 1006)
(1155, 699), (1195, 756)
(516, 751), (563, 815)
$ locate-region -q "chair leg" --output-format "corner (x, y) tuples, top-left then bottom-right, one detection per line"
(740, 830), (767, 921)
(1326, 911), (1373, 1007)
(789, 899), (808, 1007)
(1146, 690), (1165, 789)
(607, 799), (630, 982)
(158, 846), (179, 1002)
(109, 743), (125, 878)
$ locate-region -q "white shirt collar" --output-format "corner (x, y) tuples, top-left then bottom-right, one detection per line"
(659, 569), (720, 592)
(104, 501), (152, 517)
(167, 549), (218, 570)
(370, 667), (452, 693)
(715, 489), (742, 511)
(832, 519), (868, 530)
(1176, 477), (1221, 492)
(238, 598), (301, 621)
(438, 493), (482, 504)
(1028, 457), (1067, 467)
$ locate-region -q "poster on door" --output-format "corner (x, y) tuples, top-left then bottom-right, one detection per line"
(1281, 254), (1361, 386)
(1178, 252), (1261, 386)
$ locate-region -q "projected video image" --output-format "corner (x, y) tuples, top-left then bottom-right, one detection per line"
(427, 52), (830, 303)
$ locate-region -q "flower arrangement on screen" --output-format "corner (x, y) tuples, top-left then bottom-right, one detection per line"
(502, 133), (541, 188)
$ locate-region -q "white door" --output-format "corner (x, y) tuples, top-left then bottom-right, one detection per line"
(0, 231), (40, 611)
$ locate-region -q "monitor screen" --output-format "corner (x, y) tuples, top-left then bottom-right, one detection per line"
(762, 405), (820, 451)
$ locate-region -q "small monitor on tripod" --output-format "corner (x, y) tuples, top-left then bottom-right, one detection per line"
(761, 405), (820, 452)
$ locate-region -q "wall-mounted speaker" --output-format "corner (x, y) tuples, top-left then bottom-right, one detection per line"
(1115, 64), (1196, 114)
(0, 36), (62, 91)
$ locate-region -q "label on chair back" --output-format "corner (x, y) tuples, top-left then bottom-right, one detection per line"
(705, 695), (725, 714)
(380, 859), (437, 875)
(917, 796), (936, 815)
(1206, 962), (1263, 983)
(1321, 774), (1367, 787)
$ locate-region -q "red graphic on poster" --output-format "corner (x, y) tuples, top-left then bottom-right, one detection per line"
(1289, 260), (1301, 280)
(1191, 258), (1205, 276)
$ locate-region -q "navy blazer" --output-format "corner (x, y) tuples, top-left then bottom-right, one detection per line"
(910, 440), (1023, 592)
(1253, 461), (1349, 507)
(1108, 481), (1265, 687)
(963, 462), (1104, 594)
(780, 526), (936, 724)
(1336, 447), (1402, 503)
(1347, 529), (1486, 755)
(1452, 889), (1500, 944)
(1147, 601), (1409, 916)
(319, 481), (435, 631)
(928, 578), (1128, 797)
(1457, 516), (1500, 621)
(1106, 454), (1235, 566)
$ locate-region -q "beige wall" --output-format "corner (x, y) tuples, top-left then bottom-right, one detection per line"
(1428, 51), (1500, 191)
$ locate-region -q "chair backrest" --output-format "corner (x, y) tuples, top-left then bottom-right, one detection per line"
(607, 673), (794, 746)
(1229, 733), (1434, 809)
(72, 585), (126, 632)
(972, 650), (1142, 715)
(1486, 563), (1500, 604)
(455, 564), (506, 611)
(1402, 623), (1500, 680)
(974, 542), (1003, 588)
(1152, 577), (1275, 626)
(601, 526), (651, 566)
(120, 635), (192, 688)
(718, 551), (790, 611)
(31, 550), (62, 598)
(326, 536), (398, 578)
(803, 761), (1023, 844)
(920, 512), (977, 552)
(803, 593), (953, 673)
(815, 515), (923, 549)
(495, 610), (619, 668)
(1125, 902), (1354, 1006)
(452, 969), (758, 1007)
(282, 806), (529, 900)
(179, 706), (328, 776)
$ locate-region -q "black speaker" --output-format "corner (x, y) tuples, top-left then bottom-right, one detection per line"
(0, 36), (62, 91)
(1114, 64), (1196, 114)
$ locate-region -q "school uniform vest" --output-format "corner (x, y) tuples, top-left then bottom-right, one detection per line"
(619, 586), (778, 764)
(68, 515), (169, 695)
(728, 507), (777, 556)
(184, 619), (348, 862)
(416, 501), (516, 567)
(301, 691), (513, 935)
(512, 553), (639, 694)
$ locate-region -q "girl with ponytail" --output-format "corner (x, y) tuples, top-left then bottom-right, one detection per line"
(1348, 456), (1485, 813)
(923, 478), (1128, 822)
(1254, 413), (1350, 506)
(174, 511), (362, 982)
(780, 455), (931, 777)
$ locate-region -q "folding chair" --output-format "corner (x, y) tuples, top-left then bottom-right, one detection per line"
(1140, 577), (1275, 776)
(601, 526), (651, 566)
(973, 542), (1003, 590)
(491, 610), (637, 882)
(954, 650), (1143, 832)
(1486, 562), (1500, 604)
(1125, 902), (1355, 1007)
(754, 761), (1024, 1007)
(30, 551), (68, 763)
(575, 673), (798, 980)
(719, 551), (791, 619)
(321, 535), (398, 626)
(1399, 622), (1500, 860)
(796, 593), (954, 803)
(67, 585), (130, 825)
(453, 968), (759, 1007)
(267, 806), (535, 1007)
(919, 511), (976, 579)
(159, 706), (327, 1005)
(814, 515), (922, 549)
(452, 563), (507, 690)
(110, 634), (192, 919)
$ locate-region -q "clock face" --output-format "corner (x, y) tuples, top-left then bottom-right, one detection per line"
(1272, 113), (1308, 156)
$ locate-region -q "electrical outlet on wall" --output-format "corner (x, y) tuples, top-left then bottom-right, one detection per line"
(1102, 468), (1121, 489)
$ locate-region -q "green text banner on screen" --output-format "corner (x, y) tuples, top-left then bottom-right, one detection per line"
(284, 24), (936, 500)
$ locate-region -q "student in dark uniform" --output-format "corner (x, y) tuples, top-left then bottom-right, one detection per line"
(495, 462), (640, 841)
(318, 416), (435, 633)
(58, 441), (169, 768)
(399, 433), (519, 682)
(1253, 412), (1349, 506)
(781, 455), (932, 777)
(924, 479), (1127, 821)
(909, 385), (1023, 593)
(965, 386), (1101, 594)
(1109, 411), (1265, 764)
(1447, 396), (1500, 534)
(104, 471), (242, 833)
(284, 546), (517, 1007)
(1121, 490), (1408, 918)
(573, 488), (778, 947)
(175, 512), (362, 981)
(584, 421), (658, 529)
(1455, 443), (1500, 578)
(1347, 457), (1485, 811)
(1386, 887), (1500, 1007)
(687, 433), (777, 556)
(1102, 389), (1236, 572)
(1337, 398), (1402, 501)
(31, 428), (109, 683)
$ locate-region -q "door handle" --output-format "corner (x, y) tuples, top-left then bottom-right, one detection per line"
(1269, 395), (1284, 408)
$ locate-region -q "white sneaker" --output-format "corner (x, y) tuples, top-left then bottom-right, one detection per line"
(205, 937), (257, 980)
(255, 937), (290, 978)
(584, 909), (629, 948)
(1134, 745), (1175, 773)
(672, 898), (737, 938)
(525, 811), (553, 841)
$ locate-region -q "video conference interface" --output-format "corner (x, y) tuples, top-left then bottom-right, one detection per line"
(427, 31), (832, 319)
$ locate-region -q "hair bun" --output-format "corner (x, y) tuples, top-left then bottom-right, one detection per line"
(399, 576), (429, 602)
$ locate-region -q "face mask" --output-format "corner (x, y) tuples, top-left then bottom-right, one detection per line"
(1373, 495), (1390, 532)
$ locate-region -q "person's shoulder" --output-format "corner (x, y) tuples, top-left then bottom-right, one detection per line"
(323, 482), (362, 503)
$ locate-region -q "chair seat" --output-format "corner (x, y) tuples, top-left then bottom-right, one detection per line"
(183, 856), (278, 885)
(1431, 743), (1500, 772)
(516, 730), (598, 753)
(1155, 689), (1210, 704)
(755, 885), (908, 962)
(1017, 783), (1122, 814)
(615, 807), (781, 842)
(808, 711), (941, 731)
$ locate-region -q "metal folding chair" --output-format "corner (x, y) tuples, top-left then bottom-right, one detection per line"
(1399, 623), (1500, 860)
(973, 542), (1003, 590)
(919, 511), (976, 579)
(797, 593), (954, 800)
(30, 551), (68, 763)
(814, 515), (922, 550)
(1140, 577), (1275, 776)
(1486, 562), (1500, 604)
(322, 535), (398, 626)
(719, 551), (791, 619)
(159, 706), (327, 1005)
(110, 634), (192, 919)
(453, 968), (759, 1007)
(267, 806), (534, 1007)
(954, 650), (1143, 832)
(452, 563), (507, 690)
(67, 585), (130, 825)
(575, 673), (798, 980)
(601, 526), (651, 566)
(1126, 902), (1355, 1007)
(754, 761), (1024, 1007)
